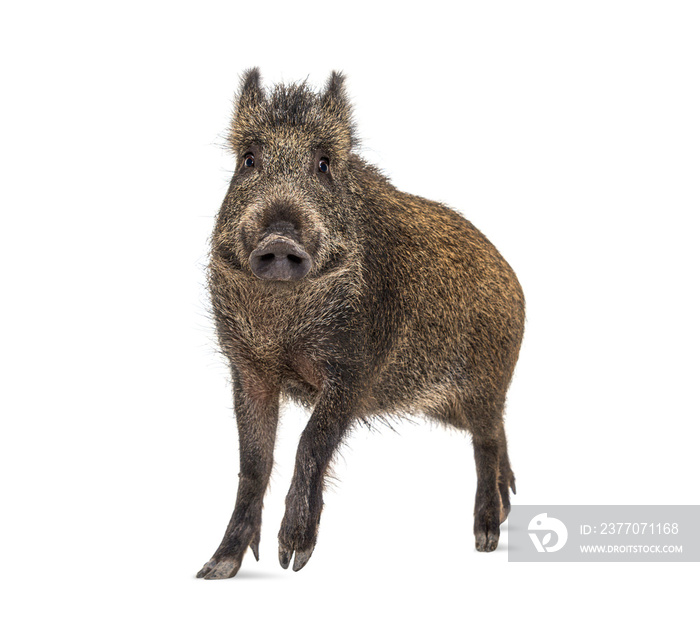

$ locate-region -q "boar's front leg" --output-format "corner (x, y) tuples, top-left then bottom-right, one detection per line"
(278, 372), (356, 572)
(197, 373), (278, 579)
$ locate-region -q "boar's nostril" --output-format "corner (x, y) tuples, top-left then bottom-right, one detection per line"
(249, 239), (312, 281)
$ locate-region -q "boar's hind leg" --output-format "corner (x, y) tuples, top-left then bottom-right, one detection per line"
(470, 403), (512, 553)
(278, 374), (356, 572)
(472, 433), (501, 552)
(197, 375), (278, 579)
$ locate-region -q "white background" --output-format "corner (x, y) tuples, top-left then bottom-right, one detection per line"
(1, 1), (698, 618)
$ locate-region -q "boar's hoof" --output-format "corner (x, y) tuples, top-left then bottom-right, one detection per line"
(278, 545), (292, 570)
(196, 556), (242, 579)
(292, 548), (314, 572)
(278, 543), (315, 572)
(474, 525), (500, 552)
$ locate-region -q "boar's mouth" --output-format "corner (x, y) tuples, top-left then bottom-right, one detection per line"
(249, 235), (312, 281)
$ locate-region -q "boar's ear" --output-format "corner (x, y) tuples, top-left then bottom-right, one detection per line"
(321, 71), (356, 151)
(229, 68), (265, 152)
(238, 67), (265, 106)
(322, 70), (348, 107)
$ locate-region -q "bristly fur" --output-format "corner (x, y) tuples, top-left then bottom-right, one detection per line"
(197, 68), (525, 579)
(228, 68), (357, 158)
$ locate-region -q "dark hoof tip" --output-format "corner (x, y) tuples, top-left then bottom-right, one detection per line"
(292, 548), (313, 572)
(475, 530), (500, 552)
(197, 557), (241, 580)
(279, 547), (291, 570)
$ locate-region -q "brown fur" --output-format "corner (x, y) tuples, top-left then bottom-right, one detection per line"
(197, 69), (525, 579)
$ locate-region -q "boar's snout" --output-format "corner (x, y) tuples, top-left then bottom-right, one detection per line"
(249, 233), (312, 281)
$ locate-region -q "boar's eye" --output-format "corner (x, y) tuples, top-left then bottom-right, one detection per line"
(318, 158), (330, 173)
(243, 153), (255, 168)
